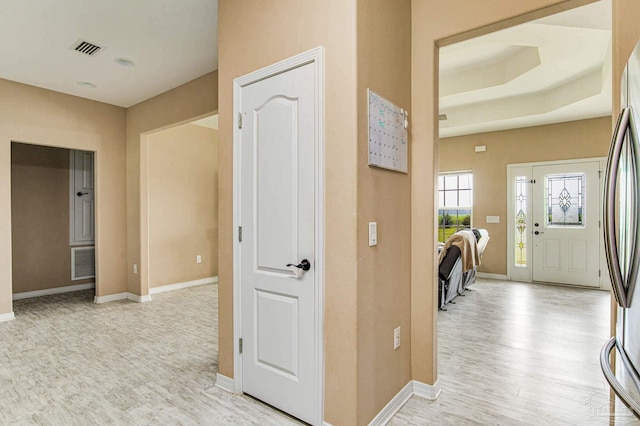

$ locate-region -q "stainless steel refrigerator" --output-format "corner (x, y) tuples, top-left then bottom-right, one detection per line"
(601, 38), (640, 419)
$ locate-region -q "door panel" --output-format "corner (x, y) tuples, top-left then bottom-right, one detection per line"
(532, 161), (600, 287)
(239, 61), (316, 423)
(71, 150), (95, 244)
(255, 289), (299, 378)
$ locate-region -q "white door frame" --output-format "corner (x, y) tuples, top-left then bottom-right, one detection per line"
(232, 46), (325, 424)
(507, 157), (609, 289)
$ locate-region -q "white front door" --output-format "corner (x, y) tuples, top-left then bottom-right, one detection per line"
(532, 161), (600, 287)
(238, 61), (318, 423)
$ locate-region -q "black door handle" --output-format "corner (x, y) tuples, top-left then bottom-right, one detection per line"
(287, 259), (311, 271)
(534, 231), (544, 235)
(77, 192), (88, 197)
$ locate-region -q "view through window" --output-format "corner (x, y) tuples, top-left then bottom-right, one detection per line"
(438, 172), (472, 243)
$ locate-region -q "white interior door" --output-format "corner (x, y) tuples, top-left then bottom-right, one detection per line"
(70, 150), (94, 245)
(238, 61), (317, 423)
(532, 161), (600, 286)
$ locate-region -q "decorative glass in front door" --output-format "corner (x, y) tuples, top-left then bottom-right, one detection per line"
(545, 172), (586, 227)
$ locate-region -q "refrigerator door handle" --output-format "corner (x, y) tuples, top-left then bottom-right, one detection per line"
(601, 337), (640, 419)
(605, 108), (632, 307)
(626, 107), (640, 306)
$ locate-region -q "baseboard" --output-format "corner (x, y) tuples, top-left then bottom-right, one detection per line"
(0, 312), (15, 323)
(368, 380), (441, 426)
(368, 381), (414, 426)
(476, 272), (508, 280)
(413, 379), (441, 400)
(94, 292), (128, 303)
(94, 292), (151, 304)
(13, 283), (95, 301)
(150, 276), (218, 295)
(215, 373), (234, 393)
(127, 293), (152, 303)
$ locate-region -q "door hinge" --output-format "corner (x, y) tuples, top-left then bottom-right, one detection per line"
(238, 226), (242, 242)
(599, 220), (601, 229)
(599, 170), (602, 179)
(238, 112), (243, 129)
(599, 270), (601, 277)
(239, 338), (243, 354)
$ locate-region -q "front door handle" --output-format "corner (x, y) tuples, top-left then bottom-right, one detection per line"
(534, 231), (544, 235)
(77, 191), (88, 197)
(286, 259), (311, 271)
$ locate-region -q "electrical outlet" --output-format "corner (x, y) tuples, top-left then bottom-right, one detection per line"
(196, 255), (202, 264)
(394, 326), (401, 350)
(133, 264), (138, 274)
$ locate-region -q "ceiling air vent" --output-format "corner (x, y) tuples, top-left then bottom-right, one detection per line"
(71, 39), (103, 56)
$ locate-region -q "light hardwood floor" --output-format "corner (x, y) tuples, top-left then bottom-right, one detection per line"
(1, 280), (637, 425)
(391, 279), (639, 425)
(0, 285), (302, 425)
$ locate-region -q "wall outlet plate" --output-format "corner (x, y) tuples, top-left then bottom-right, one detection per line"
(369, 222), (377, 247)
(394, 326), (401, 350)
(196, 255), (202, 264)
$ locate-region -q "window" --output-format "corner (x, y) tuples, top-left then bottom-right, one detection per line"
(545, 172), (585, 227)
(438, 172), (472, 243)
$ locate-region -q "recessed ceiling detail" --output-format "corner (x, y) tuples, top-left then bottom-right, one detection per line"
(439, 0), (612, 138)
(440, 46), (540, 97)
(71, 39), (103, 56)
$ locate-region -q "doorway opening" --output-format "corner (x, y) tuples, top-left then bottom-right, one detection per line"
(139, 111), (220, 371)
(437, 0), (612, 290)
(11, 142), (96, 307)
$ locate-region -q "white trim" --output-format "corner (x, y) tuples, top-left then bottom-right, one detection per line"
(215, 373), (234, 393)
(233, 46), (325, 425)
(150, 276), (218, 294)
(0, 312), (15, 323)
(127, 293), (152, 303)
(476, 272), (508, 281)
(367, 381), (414, 426)
(94, 292), (128, 303)
(367, 380), (441, 426)
(13, 283), (95, 300)
(412, 379), (442, 400)
(93, 292), (152, 304)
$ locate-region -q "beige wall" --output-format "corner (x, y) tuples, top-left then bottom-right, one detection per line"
(357, 0), (412, 423)
(411, 0), (600, 387)
(440, 117), (611, 275)
(126, 71), (218, 297)
(148, 123), (218, 287)
(218, 1), (359, 424)
(11, 143), (93, 293)
(0, 78), (126, 314)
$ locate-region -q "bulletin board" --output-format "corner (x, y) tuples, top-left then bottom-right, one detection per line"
(368, 89), (408, 173)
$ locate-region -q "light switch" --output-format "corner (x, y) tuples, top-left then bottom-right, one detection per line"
(486, 216), (500, 224)
(369, 222), (377, 247)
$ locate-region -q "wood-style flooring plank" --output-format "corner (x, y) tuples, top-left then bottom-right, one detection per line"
(390, 279), (640, 425)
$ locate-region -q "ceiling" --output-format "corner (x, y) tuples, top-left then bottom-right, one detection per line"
(439, 0), (612, 138)
(0, 0), (218, 108)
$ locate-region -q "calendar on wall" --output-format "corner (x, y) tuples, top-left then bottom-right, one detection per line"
(368, 89), (408, 173)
